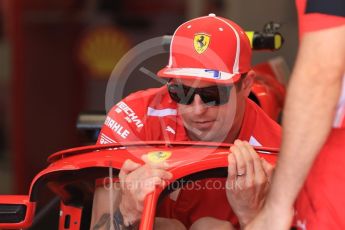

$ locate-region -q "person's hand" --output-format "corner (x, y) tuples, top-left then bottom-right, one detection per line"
(118, 155), (172, 226)
(226, 140), (274, 227)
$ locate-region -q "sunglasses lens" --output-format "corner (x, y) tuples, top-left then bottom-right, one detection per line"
(199, 86), (231, 105)
(167, 83), (231, 106)
(167, 84), (194, 105)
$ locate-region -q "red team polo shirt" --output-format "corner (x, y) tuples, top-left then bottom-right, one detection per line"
(97, 85), (281, 228)
(294, 1), (345, 229)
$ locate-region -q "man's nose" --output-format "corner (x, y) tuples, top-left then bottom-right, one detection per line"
(191, 94), (207, 115)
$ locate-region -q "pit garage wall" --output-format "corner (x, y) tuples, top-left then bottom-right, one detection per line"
(189, 0), (298, 70)
(5, 0), (187, 194)
(6, 0), (84, 193)
(5, 0), (298, 194)
(224, 0), (298, 69)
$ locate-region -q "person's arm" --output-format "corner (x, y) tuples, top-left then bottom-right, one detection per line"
(247, 25), (345, 229)
(90, 158), (173, 230)
(91, 181), (122, 229)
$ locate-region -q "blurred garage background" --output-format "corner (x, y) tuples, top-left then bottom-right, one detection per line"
(0, 0), (297, 228)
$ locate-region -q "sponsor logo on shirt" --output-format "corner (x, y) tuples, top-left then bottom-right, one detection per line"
(99, 133), (116, 144)
(166, 126), (176, 135)
(104, 116), (130, 139)
(115, 102), (144, 128)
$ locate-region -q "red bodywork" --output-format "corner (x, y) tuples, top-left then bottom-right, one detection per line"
(0, 195), (36, 229)
(0, 141), (278, 229)
(252, 62), (286, 121)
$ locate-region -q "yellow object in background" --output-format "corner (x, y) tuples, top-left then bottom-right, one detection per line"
(245, 31), (255, 48)
(245, 31), (283, 50)
(78, 27), (131, 78)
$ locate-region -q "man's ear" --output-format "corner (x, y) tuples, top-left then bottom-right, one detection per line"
(242, 70), (255, 97)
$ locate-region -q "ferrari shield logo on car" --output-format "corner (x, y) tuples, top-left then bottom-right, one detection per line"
(147, 151), (172, 163)
(193, 33), (210, 54)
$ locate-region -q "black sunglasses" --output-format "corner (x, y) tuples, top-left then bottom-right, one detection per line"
(167, 82), (233, 106)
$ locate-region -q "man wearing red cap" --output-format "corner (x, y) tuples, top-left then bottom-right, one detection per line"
(94, 15), (280, 229)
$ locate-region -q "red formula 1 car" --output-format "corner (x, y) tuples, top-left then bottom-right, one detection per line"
(0, 142), (278, 230)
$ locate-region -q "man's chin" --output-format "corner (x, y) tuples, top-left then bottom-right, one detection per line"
(192, 131), (226, 143)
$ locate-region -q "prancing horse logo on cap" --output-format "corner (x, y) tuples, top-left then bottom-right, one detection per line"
(193, 33), (210, 54)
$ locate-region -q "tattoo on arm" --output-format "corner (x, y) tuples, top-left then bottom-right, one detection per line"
(92, 210), (138, 230)
(92, 213), (112, 230)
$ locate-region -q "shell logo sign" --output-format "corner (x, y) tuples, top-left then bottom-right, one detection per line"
(78, 27), (131, 78)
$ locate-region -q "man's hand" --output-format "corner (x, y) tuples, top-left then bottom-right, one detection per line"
(226, 140), (274, 227)
(118, 156), (172, 226)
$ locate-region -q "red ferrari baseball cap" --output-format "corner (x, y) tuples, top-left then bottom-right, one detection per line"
(157, 14), (252, 84)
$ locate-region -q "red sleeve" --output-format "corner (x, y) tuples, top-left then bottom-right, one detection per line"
(96, 97), (146, 145)
(296, 0), (345, 37)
